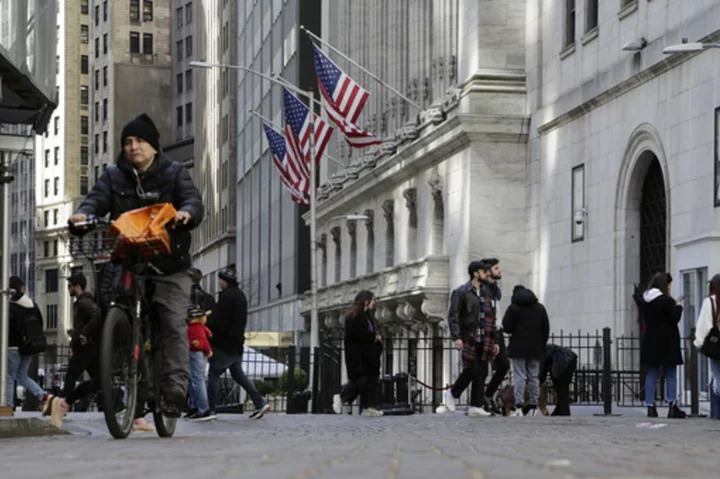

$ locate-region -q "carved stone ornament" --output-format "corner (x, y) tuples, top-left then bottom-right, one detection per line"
(403, 187), (417, 211)
(382, 199), (394, 222)
(448, 54), (457, 80)
(317, 233), (327, 252)
(364, 209), (374, 230)
(428, 172), (443, 201)
(330, 226), (341, 245)
(346, 219), (357, 236)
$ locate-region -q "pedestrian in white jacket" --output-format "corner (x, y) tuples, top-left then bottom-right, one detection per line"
(694, 274), (720, 395)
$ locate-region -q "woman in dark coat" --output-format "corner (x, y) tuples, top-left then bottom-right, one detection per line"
(337, 290), (384, 417)
(640, 272), (686, 419)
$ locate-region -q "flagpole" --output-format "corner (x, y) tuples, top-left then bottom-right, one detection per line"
(300, 26), (424, 113)
(248, 109), (345, 168)
(271, 74), (324, 110)
(308, 88), (320, 411)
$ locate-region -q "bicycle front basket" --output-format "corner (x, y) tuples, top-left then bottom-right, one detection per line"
(107, 203), (177, 259)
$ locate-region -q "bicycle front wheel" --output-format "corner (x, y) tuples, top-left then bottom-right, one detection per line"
(100, 307), (139, 439)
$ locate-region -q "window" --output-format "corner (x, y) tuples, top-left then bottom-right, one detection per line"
(177, 106), (183, 127)
(94, 101), (99, 122)
(81, 147), (89, 165)
(54, 117), (59, 135)
(54, 147), (59, 165)
(94, 134), (99, 154)
(81, 86), (89, 106)
(586, 0), (598, 32)
(103, 34), (108, 54)
(130, 0), (140, 22)
(81, 176), (89, 194)
(94, 165), (99, 181)
(103, 66), (108, 86)
(46, 304), (58, 330)
(81, 116), (88, 134)
(94, 69), (99, 90)
(143, 33), (153, 54)
(81, 55), (88, 74)
(177, 7), (183, 28)
(104, 0), (108, 21)
(185, 70), (192, 91)
(45, 269), (58, 293)
(185, 103), (192, 124)
(186, 2), (192, 23)
(54, 177), (59, 195)
(44, 211), (49, 227)
(53, 210), (58, 225)
(55, 55), (59, 74)
(81, 25), (89, 44)
(185, 36), (192, 57)
(44, 149), (50, 167)
(571, 164), (585, 242)
(95, 37), (99, 58)
(103, 98), (108, 120)
(43, 241), (49, 257)
(44, 179), (49, 197)
(682, 268), (711, 394)
(103, 131), (108, 152)
(564, 0), (576, 48)
(176, 40), (183, 61)
(81, 0), (89, 15)
(94, 5), (99, 25)
(130, 32), (140, 53)
(715, 107), (720, 206)
(176, 73), (183, 95)
(143, 1), (153, 21)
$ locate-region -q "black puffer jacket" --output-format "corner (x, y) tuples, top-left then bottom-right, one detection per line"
(502, 288), (550, 359)
(208, 285), (248, 355)
(74, 153), (204, 275)
(70, 292), (101, 352)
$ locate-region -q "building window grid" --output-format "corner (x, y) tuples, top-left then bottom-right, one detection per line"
(104, 34), (108, 54)
(94, 37), (99, 58)
(104, 1), (108, 21)
(103, 99), (108, 121)
(185, 36), (192, 57)
(54, 147), (59, 165)
(564, 0), (576, 48)
(94, 5), (99, 25)
(45, 269), (58, 293)
(143, 1), (153, 21)
(185, 103), (192, 124)
(143, 33), (153, 54)
(176, 40), (183, 61)
(586, 0), (599, 32)
(130, 32), (140, 53)
(186, 3), (192, 24)
(103, 66), (108, 86)
(177, 73), (183, 95)
(46, 304), (58, 330)
(177, 7), (183, 28)
(81, 55), (88, 74)
(130, 0), (140, 22)
(81, 0), (89, 15)
(186, 70), (192, 90)
(81, 25), (89, 44)
(94, 101), (99, 122)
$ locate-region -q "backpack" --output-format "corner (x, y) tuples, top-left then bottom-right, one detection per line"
(11, 303), (48, 355)
(551, 346), (578, 380)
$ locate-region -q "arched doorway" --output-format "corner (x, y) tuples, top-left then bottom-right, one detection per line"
(639, 158), (667, 290)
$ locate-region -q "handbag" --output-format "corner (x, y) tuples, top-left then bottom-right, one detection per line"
(701, 298), (720, 360)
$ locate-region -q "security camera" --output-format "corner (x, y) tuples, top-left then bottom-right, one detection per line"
(574, 208), (587, 225)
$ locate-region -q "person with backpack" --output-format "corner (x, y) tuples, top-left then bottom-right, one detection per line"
(7, 276), (49, 408)
(694, 273), (720, 413)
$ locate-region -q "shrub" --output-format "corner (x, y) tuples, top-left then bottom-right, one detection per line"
(254, 380), (276, 397)
(277, 368), (309, 393)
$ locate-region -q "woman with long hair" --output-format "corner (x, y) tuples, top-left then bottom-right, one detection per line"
(694, 274), (720, 406)
(336, 290), (384, 417)
(641, 272), (686, 418)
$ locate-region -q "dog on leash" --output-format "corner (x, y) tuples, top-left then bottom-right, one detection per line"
(497, 383), (550, 416)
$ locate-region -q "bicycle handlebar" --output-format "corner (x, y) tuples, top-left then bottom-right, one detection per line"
(70, 216), (112, 229)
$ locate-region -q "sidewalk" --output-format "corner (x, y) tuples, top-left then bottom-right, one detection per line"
(0, 413), (68, 439)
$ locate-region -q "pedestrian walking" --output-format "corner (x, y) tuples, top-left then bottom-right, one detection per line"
(7, 276), (49, 409)
(186, 306), (215, 421)
(333, 290), (384, 417)
(540, 344), (577, 416)
(641, 272), (687, 418)
(206, 264), (270, 419)
(694, 273), (720, 409)
(502, 285), (550, 416)
(189, 268), (215, 312)
(444, 261), (499, 417)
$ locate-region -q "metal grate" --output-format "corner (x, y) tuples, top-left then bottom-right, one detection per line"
(639, 159), (667, 289)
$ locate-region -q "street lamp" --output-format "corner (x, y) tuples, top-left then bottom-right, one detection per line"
(663, 42), (720, 54)
(190, 61), (322, 397)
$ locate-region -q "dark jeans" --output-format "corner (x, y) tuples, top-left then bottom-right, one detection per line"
(451, 344), (489, 407)
(207, 348), (266, 411)
(551, 358), (577, 416)
(340, 376), (378, 409)
(62, 343), (99, 399)
(485, 335), (509, 398)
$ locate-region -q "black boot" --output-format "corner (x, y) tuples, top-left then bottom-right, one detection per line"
(667, 402), (687, 419)
(647, 404), (658, 418)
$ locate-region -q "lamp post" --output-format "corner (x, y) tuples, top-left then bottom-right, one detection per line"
(663, 42), (720, 54)
(190, 61), (321, 397)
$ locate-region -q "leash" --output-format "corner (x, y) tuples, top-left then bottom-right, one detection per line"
(409, 375), (511, 392)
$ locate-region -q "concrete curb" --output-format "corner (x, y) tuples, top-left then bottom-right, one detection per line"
(0, 417), (70, 439)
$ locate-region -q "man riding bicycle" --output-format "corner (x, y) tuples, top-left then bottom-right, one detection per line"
(69, 113), (204, 417)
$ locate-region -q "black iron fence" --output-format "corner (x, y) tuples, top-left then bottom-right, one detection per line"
(312, 328), (714, 415)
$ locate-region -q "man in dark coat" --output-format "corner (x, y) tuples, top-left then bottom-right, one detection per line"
(206, 264), (270, 419)
(540, 344), (577, 416)
(68, 113), (204, 416)
(189, 268), (215, 312)
(502, 285), (550, 416)
(480, 257), (510, 412)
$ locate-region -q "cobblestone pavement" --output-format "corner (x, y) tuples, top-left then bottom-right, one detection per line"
(2, 410), (719, 479)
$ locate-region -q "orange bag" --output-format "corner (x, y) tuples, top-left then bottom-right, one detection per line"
(107, 203), (177, 259)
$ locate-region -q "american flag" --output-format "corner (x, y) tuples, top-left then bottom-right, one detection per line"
(263, 123), (309, 205)
(283, 89), (333, 169)
(313, 45), (381, 148)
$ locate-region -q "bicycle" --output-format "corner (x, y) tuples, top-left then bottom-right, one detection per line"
(68, 211), (178, 439)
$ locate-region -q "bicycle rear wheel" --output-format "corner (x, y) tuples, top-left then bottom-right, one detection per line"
(151, 323), (177, 438)
(100, 307), (139, 439)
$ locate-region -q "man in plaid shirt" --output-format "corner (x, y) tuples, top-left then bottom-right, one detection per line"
(445, 261), (500, 416)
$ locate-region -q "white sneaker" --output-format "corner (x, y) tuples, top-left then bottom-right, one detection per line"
(510, 408), (524, 417)
(467, 406), (492, 417)
(445, 389), (457, 413)
(361, 407), (384, 417)
(332, 394), (342, 414)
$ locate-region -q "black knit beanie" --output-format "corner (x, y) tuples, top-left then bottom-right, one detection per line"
(121, 113), (160, 151)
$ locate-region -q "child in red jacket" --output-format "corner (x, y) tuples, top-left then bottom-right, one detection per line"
(187, 308), (215, 420)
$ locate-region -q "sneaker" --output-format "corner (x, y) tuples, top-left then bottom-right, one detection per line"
(332, 394), (343, 414)
(445, 389), (457, 413)
(191, 410), (217, 422)
(522, 405), (538, 417)
(667, 402), (687, 419)
(510, 408), (524, 417)
(361, 407), (383, 417)
(467, 406), (492, 417)
(647, 404), (658, 418)
(133, 418), (156, 433)
(184, 408), (198, 419)
(42, 395), (55, 417)
(249, 403), (271, 420)
(49, 397), (69, 429)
